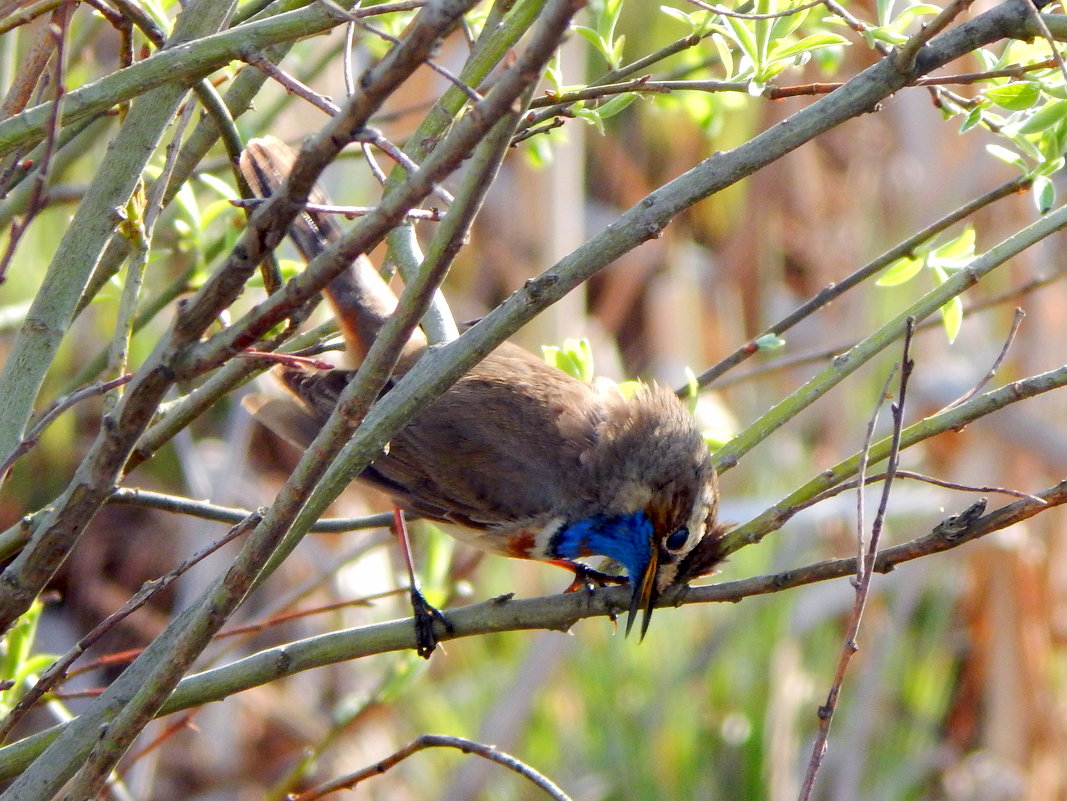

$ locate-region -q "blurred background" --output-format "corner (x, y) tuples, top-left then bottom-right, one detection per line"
(0, 0), (1065, 799)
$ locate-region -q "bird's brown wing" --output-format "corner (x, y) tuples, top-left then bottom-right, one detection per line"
(258, 344), (603, 528)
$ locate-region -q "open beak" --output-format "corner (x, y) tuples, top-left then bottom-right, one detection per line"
(625, 548), (659, 640)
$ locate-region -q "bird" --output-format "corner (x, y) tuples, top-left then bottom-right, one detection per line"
(239, 136), (725, 656)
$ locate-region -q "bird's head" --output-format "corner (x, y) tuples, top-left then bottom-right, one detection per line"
(550, 384), (723, 638)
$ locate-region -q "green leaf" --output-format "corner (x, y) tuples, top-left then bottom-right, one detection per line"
(876, 254), (924, 286)
(931, 264), (963, 343)
(683, 367), (700, 416)
(868, 27), (910, 46)
(542, 338), (595, 381)
(985, 143), (1027, 171)
(197, 171), (238, 200)
(1033, 174), (1056, 214)
(1018, 100), (1067, 134)
(523, 135), (555, 168)
(930, 226), (975, 262)
(941, 295), (963, 343)
(769, 32), (850, 62)
(769, 6), (809, 41)
(660, 5), (698, 30)
(596, 92), (638, 120)
(1035, 154), (1065, 177)
(959, 106), (984, 134)
(983, 82), (1040, 111)
(573, 105), (606, 135)
(711, 32), (735, 78)
(724, 15), (760, 66)
(573, 26), (614, 66)
(753, 333), (786, 350)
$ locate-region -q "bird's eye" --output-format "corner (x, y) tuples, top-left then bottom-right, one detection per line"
(665, 527), (690, 551)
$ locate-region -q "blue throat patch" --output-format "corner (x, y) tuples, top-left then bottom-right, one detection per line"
(550, 511), (654, 582)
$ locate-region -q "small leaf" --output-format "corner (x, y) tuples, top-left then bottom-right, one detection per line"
(877, 254), (924, 286)
(660, 5), (703, 32)
(868, 28), (909, 46)
(876, 0), (895, 25)
(1033, 174), (1056, 214)
(573, 105), (606, 135)
(711, 32), (735, 78)
(683, 366), (700, 416)
(983, 82), (1040, 111)
(596, 93), (637, 120)
(769, 6), (809, 40)
(1018, 99), (1067, 134)
(768, 32), (849, 62)
(931, 264), (963, 344)
(985, 143), (1027, 171)
(959, 106), (984, 134)
(941, 295), (963, 343)
(930, 226), (975, 262)
(724, 15), (759, 64)
(753, 333), (786, 350)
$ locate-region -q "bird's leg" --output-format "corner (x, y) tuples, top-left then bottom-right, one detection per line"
(549, 559), (625, 629)
(392, 506), (452, 658)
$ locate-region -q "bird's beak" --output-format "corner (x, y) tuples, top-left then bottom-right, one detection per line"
(625, 547), (659, 640)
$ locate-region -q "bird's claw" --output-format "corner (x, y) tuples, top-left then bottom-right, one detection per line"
(562, 563), (628, 594)
(410, 588), (452, 659)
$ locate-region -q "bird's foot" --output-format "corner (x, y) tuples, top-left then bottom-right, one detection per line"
(410, 587), (453, 659)
(557, 562), (628, 594)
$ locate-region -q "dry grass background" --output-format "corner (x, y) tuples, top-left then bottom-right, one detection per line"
(0, 1), (1065, 799)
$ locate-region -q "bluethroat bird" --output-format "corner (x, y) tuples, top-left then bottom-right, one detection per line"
(240, 137), (724, 656)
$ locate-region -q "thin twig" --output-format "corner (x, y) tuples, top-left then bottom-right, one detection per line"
(360, 140), (388, 184)
(288, 734), (573, 801)
(243, 50), (341, 116)
(1020, 0), (1067, 87)
(708, 273), (1059, 389)
(796, 469), (1047, 513)
(107, 487), (400, 533)
(688, 0), (825, 20)
(1, 480), (1063, 776)
(231, 196), (446, 221)
(686, 176), (1031, 392)
(343, 18), (357, 98)
(317, 0), (482, 102)
(854, 367), (898, 576)
(0, 0), (72, 283)
(943, 307), (1026, 409)
(798, 318), (915, 801)
(0, 513), (260, 741)
(896, 0), (976, 71)
(821, 0), (892, 55)
(355, 127), (455, 204)
(0, 375), (132, 479)
(236, 349), (337, 370)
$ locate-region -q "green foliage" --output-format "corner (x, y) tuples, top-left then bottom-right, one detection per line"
(877, 227), (976, 343)
(0, 602), (54, 719)
(575, 0), (627, 69)
(542, 337), (596, 382)
(2, 0), (1065, 798)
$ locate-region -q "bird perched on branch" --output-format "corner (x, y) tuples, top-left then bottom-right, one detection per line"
(240, 136), (725, 657)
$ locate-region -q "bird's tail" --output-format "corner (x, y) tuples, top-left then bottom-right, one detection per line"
(239, 136), (425, 364)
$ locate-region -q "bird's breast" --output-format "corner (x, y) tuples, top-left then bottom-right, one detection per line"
(423, 516), (565, 562)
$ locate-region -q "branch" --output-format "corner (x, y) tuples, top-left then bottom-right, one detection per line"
(798, 319), (915, 801)
(721, 361), (1067, 556)
(290, 734), (573, 801)
(2, 478), (1063, 782)
(712, 199), (1067, 473)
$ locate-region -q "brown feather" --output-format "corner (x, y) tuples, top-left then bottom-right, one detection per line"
(241, 136), (724, 588)
(239, 137), (426, 365)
